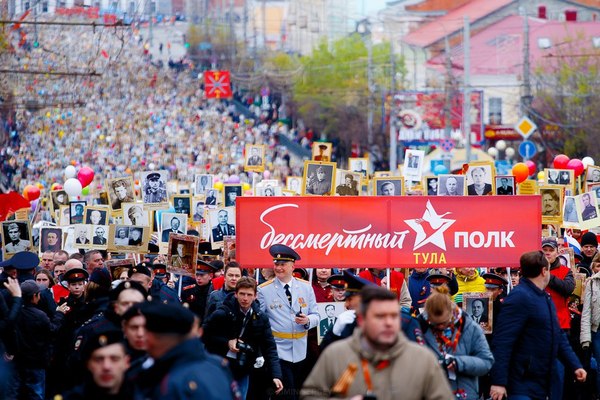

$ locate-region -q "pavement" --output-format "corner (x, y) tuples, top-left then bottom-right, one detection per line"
(138, 21), (187, 63)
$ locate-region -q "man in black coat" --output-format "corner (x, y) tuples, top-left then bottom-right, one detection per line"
(203, 277), (284, 398)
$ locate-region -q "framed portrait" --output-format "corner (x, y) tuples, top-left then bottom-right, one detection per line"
(106, 177), (136, 213)
(348, 157), (368, 178)
(286, 176), (303, 195)
(575, 192), (600, 229)
(588, 183), (600, 201)
(585, 165), (600, 190)
(204, 189), (220, 208)
(223, 184), (243, 207)
(69, 201), (87, 225)
(223, 236), (236, 262)
(463, 292), (493, 334)
(194, 174), (213, 196)
(404, 179), (423, 196)
(545, 168), (574, 191)
(334, 169), (361, 196)
(108, 225), (149, 252)
(2, 220), (33, 258)
(495, 175), (515, 196)
(208, 206), (236, 246)
(83, 206), (108, 226)
(140, 170), (169, 209)
(159, 213), (188, 244)
(192, 198), (206, 222)
(403, 149), (425, 182)
(562, 196), (580, 228)
(316, 302), (345, 343)
(312, 142), (332, 162)
(540, 186), (563, 225)
(373, 177), (403, 196)
(558, 246), (576, 271)
(256, 185), (282, 197)
(437, 174), (466, 196)
(50, 189), (69, 211)
(302, 161), (336, 196)
(105, 258), (135, 280)
(167, 180), (179, 196)
(89, 225), (110, 250)
(58, 205), (71, 226)
(244, 144), (266, 172)
(167, 233), (200, 276)
(39, 227), (63, 253)
(73, 224), (92, 249)
(466, 162), (495, 196)
(122, 202), (151, 227)
(93, 191), (109, 206)
(423, 176), (439, 196)
(172, 195), (192, 217)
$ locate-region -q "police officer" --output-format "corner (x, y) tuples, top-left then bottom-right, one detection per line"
(257, 244), (319, 400)
(181, 260), (217, 322)
(143, 172), (167, 203)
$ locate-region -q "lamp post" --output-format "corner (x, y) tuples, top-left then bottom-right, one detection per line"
(356, 18), (373, 160)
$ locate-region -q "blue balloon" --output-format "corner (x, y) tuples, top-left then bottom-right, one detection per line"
(433, 164), (449, 176)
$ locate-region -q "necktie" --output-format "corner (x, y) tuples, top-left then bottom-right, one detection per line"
(223, 226), (228, 236)
(284, 284), (292, 306)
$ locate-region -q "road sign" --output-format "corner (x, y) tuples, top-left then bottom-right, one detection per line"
(440, 139), (454, 152)
(518, 140), (537, 159)
(515, 116), (537, 139)
(204, 70), (232, 99)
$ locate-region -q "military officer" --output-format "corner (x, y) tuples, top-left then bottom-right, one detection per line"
(144, 172), (167, 203)
(181, 260), (217, 322)
(306, 166), (330, 195)
(257, 244), (319, 400)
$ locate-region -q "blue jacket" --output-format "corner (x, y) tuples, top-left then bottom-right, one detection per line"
(490, 277), (582, 398)
(408, 270), (430, 309)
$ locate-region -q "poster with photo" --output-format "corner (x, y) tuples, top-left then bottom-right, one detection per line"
(2, 220), (33, 258)
(140, 170), (169, 209)
(462, 292), (493, 334)
(316, 302), (346, 343)
(167, 233), (200, 276)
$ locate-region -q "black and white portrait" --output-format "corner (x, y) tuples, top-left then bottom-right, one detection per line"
(107, 177), (135, 212)
(303, 161), (336, 196)
(334, 170), (360, 196)
(173, 196), (192, 216)
(495, 176), (515, 196)
(84, 207), (108, 225)
(194, 174), (213, 196)
(578, 192), (599, 222)
(2, 220), (33, 255)
(563, 196), (579, 225)
(122, 203), (150, 226)
(192, 199), (205, 222)
(463, 294), (492, 334)
(403, 149), (425, 181)
(50, 190), (69, 211)
(425, 177), (438, 196)
(256, 185), (281, 197)
(160, 213), (188, 243)
(39, 227), (63, 253)
(466, 163), (494, 196)
(287, 176), (302, 195)
(69, 201), (86, 225)
(73, 224), (92, 248)
(541, 188), (562, 218)
(349, 157), (368, 176)
(91, 225), (109, 248)
(205, 189), (218, 206)
(437, 175), (466, 196)
(224, 185), (243, 207)
(246, 145), (265, 167)
(209, 207), (236, 243)
(141, 170), (169, 206)
(374, 179), (402, 196)
(546, 169), (573, 187)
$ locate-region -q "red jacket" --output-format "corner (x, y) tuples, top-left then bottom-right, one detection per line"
(546, 263), (574, 330)
(359, 270), (405, 300)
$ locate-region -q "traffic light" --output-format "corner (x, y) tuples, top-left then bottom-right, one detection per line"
(33, 41), (39, 48)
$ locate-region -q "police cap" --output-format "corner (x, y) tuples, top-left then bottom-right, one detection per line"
(63, 268), (89, 283)
(128, 263), (152, 278)
(269, 244), (301, 263)
(140, 302), (195, 335)
(196, 259), (218, 275)
(482, 273), (508, 289)
(0, 251), (40, 270)
(343, 270), (375, 297)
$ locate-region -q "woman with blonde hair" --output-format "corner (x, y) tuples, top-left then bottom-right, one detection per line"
(418, 286), (494, 399)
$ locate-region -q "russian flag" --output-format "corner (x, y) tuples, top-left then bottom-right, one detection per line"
(565, 234), (582, 255)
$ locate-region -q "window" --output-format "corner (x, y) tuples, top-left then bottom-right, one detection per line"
(489, 97), (502, 125)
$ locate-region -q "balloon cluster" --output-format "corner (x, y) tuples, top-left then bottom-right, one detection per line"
(511, 153), (595, 184)
(63, 165), (95, 198)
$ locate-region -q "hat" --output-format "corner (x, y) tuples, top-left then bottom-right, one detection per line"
(146, 172), (161, 181)
(0, 251), (39, 270)
(269, 244), (301, 263)
(109, 280), (148, 302)
(21, 280), (41, 296)
(542, 237), (558, 249)
(293, 268), (308, 280)
(89, 267), (112, 289)
(128, 263), (152, 278)
(152, 263), (168, 279)
(198, 241), (221, 257)
(63, 268), (89, 283)
(210, 260), (224, 270)
(196, 259), (218, 275)
(327, 274), (346, 289)
(148, 242), (160, 253)
(80, 328), (124, 361)
(343, 270), (375, 297)
(426, 273), (452, 287)
(318, 144), (327, 150)
(581, 232), (598, 248)
(140, 302), (195, 335)
(482, 273), (508, 289)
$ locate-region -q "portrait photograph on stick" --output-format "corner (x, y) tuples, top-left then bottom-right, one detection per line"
(2, 220), (33, 258)
(463, 292), (493, 334)
(167, 233), (199, 276)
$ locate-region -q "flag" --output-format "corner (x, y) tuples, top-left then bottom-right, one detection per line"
(0, 192), (31, 222)
(565, 234), (581, 255)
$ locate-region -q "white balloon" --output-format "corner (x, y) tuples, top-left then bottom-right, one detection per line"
(495, 140), (507, 151)
(148, 163), (156, 170)
(582, 156), (595, 168)
(487, 147), (499, 158)
(64, 165), (77, 179)
(64, 178), (83, 197)
(505, 147), (515, 158)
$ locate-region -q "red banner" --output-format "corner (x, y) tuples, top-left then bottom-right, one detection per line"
(236, 196), (541, 268)
(204, 70), (232, 99)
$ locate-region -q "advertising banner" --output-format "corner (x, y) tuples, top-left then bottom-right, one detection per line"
(236, 196), (541, 268)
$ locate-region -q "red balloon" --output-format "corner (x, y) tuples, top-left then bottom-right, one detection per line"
(22, 185), (41, 202)
(512, 162), (530, 183)
(567, 158), (585, 177)
(77, 166), (95, 188)
(525, 160), (536, 176)
(553, 154), (570, 169)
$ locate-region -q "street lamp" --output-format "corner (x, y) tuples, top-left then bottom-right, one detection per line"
(356, 18), (374, 160)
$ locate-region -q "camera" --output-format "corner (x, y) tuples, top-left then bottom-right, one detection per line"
(236, 340), (254, 368)
(439, 355), (457, 380)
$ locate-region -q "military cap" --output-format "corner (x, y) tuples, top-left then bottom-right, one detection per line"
(198, 241), (221, 257)
(109, 280), (148, 302)
(146, 172), (161, 181)
(80, 328), (124, 361)
(128, 263), (152, 278)
(140, 302), (195, 335)
(269, 244), (301, 263)
(293, 268), (308, 280)
(63, 267), (89, 283)
(327, 274), (346, 289)
(482, 273), (508, 289)
(0, 251), (39, 270)
(318, 144), (328, 150)
(426, 273), (452, 287)
(210, 260), (224, 270)
(21, 280), (41, 297)
(152, 263), (168, 279)
(196, 259), (218, 275)
(343, 270), (375, 297)
(89, 267), (112, 289)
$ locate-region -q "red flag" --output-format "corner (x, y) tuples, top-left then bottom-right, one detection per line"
(101, 50), (109, 59)
(11, 10), (31, 31)
(0, 192), (31, 222)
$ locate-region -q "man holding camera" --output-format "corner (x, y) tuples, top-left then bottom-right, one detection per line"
(204, 277), (284, 399)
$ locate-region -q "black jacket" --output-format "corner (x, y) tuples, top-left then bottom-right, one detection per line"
(15, 302), (64, 368)
(203, 292), (282, 380)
